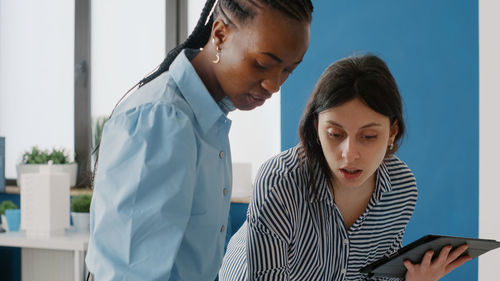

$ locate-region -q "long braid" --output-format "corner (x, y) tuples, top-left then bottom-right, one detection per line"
(138, 0), (216, 87)
(90, 0), (217, 189)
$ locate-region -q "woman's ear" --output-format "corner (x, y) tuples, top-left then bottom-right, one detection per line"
(211, 18), (230, 47)
(388, 120), (399, 145)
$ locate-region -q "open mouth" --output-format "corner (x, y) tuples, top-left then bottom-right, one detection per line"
(248, 94), (266, 106)
(340, 168), (362, 179)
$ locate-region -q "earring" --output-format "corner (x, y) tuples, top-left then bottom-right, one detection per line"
(388, 143), (394, 151)
(212, 38), (221, 64)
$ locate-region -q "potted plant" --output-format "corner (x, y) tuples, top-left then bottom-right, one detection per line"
(0, 200), (19, 231)
(16, 146), (78, 187)
(70, 194), (91, 232)
(91, 116), (109, 165)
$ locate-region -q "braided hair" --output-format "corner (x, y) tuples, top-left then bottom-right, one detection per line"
(138, 0), (313, 87)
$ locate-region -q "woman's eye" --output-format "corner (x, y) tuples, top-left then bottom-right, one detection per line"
(327, 131), (344, 138)
(363, 135), (377, 140)
(255, 61), (270, 70)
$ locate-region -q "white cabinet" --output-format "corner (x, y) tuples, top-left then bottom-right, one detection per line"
(0, 230), (88, 281)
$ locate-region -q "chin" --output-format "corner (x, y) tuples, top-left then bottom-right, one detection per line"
(235, 102), (258, 111)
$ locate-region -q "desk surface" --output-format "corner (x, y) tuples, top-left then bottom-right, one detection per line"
(0, 229), (88, 251)
(4, 185), (251, 203)
(4, 186), (93, 196)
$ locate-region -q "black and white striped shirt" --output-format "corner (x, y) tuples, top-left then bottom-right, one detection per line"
(219, 145), (417, 281)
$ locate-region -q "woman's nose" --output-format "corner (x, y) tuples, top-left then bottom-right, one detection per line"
(341, 138), (360, 162)
(261, 72), (283, 94)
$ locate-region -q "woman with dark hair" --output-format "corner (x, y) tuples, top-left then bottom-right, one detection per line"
(85, 0), (313, 280)
(219, 54), (471, 281)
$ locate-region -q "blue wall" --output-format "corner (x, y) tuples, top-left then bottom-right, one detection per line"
(281, 1), (478, 280)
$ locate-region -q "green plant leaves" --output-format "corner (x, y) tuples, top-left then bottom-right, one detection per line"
(22, 146), (73, 164)
(0, 200), (18, 216)
(71, 194), (92, 213)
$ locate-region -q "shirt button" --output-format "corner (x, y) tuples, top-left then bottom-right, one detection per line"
(344, 238), (349, 244)
(220, 225), (226, 232)
(223, 188), (228, 196)
(219, 151), (224, 159)
(341, 268), (347, 274)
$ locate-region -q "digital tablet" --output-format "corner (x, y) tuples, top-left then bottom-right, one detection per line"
(360, 234), (500, 278)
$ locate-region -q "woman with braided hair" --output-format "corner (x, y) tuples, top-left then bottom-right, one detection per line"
(86, 0), (313, 280)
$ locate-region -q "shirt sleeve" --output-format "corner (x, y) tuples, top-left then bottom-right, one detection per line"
(246, 169), (294, 281)
(86, 103), (197, 281)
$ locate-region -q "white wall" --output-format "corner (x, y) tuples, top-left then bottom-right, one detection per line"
(91, 0), (166, 120)
(0, 0), (75, 179)
(188, 0), (282, 199)
(478, 0), (500, 279)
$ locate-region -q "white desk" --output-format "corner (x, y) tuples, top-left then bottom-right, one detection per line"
(0, 229), (89, 281)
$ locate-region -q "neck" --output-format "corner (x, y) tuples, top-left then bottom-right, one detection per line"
(190, 47), (225, 102)
(332, 173), (376, 197)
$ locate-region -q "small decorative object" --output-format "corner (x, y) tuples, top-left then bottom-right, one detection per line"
(0, 200), (18, 231)
(70, 194), (91, 232)
(20, 162), (70, 237)
(16, 146), (78, 186)
(0, 137), (5, 193)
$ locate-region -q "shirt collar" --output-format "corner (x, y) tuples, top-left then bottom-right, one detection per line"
(375, 159), (392, 193)
(309, 158), (393, 204)
(169, 49), (235, 133)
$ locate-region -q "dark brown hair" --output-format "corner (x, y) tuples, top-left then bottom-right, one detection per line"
(299, 54), (405, 200)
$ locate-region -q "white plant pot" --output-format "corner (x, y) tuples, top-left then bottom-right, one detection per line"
(17, 163), (78, 187)
(1, 214), (8, 231)
(71, 212), (90, 232)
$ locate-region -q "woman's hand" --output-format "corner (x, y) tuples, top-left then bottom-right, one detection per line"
(403, 244), (472, 281)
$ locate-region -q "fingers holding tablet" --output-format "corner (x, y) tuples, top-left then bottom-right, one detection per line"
(403, 244), (473, 281)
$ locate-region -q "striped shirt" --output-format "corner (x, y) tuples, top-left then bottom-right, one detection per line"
(219, 145), (417, 281)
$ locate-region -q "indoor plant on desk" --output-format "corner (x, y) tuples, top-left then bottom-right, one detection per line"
(16, 146), (78, 187)
(70, 194), (91, 232)
(0, 200), (19, 231)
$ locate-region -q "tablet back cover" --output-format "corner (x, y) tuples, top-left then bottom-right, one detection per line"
(360, 235), (500, 278)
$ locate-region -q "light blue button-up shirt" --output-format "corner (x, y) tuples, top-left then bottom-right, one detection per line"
(86, 49), (234, 281)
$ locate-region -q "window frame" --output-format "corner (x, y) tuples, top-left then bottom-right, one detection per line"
(5, 0), (187, 187)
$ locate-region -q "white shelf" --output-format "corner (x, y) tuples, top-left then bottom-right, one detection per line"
(0, 229), (88, 251)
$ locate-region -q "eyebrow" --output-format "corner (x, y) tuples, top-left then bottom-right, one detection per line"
(262, 52), (283, 63)
(261, 52), (303, 66)
(326, 121), (382, 129)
